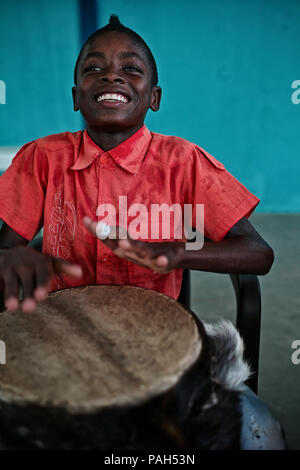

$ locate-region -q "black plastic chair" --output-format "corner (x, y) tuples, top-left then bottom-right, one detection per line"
(177, 269), (261, 394)
(177, 269), (289, 449)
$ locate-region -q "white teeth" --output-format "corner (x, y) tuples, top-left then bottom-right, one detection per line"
(96, 93), (128, 103)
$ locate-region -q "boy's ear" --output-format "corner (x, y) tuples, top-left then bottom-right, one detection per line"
(72, 86), (79, 111)
(150, 86), (162, 112)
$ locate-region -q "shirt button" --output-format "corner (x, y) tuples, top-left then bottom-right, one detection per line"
(101, 255), (111, 264)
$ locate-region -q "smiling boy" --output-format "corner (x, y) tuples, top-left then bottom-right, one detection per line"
(0, 15), (274, 313)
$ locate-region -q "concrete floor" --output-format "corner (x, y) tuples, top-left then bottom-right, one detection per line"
(190, 213), (300, 450)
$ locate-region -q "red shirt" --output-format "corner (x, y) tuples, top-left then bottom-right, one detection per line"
(0, 125), (259, 299)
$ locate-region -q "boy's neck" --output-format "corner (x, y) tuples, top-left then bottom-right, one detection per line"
(86, 124), (143, 151)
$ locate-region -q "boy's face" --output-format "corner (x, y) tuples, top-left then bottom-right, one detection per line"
(72, 32), (161, 133)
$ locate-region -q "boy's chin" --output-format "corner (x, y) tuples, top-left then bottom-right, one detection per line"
(85, 117), (142, 132)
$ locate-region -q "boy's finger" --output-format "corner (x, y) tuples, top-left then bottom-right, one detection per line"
(83, 217), (115, 249)
(125, 256), (150, 268)
(118, 238), (148, 259)
(118, 239), (131, 250)
(118, 239), (149, 259)
(154, 255), (169, 267)
(5, 297), (19, 311)
(21, 298), (37, 314)
(83, 217), (129, 242)
(52, 258), (83, 278)
(34, 286), (49, 302)
(83, 216), (98, 237)
(35, 260), (52, 292)
(17, 267), (37, 313)
(83, 217), (129, 254)
(83, 216), (114, 240)
(3, 269), (20, 311)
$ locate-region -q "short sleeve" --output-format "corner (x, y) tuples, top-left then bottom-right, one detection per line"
(182, 146), (260, 241)
(0, 141), (48, 240)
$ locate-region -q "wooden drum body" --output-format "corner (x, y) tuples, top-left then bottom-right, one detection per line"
(0, 286), (241, 449)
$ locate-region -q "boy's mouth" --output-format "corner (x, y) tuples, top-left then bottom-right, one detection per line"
(94, 92), (129, 104)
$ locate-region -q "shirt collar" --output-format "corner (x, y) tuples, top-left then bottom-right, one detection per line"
(70, 124), (152, 174)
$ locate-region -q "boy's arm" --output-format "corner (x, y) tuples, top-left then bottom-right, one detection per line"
(0, 222), (29, 249)
(177, 216), (274, 275)
(83, 216), (274, 276)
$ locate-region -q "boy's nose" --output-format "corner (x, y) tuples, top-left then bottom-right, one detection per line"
(99, 72), (125, 84)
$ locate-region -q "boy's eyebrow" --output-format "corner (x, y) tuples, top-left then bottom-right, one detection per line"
(118, 52), (146, 63)
(82, 51), (145, 64)
(83, 51), (106, 62)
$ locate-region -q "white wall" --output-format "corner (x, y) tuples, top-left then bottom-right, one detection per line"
(0, 147), (20, 170)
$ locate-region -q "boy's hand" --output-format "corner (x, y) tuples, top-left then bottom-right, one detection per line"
(83, 217), (184, 274)
(0, 246), (83, 313)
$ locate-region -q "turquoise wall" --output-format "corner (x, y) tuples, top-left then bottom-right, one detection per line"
(1, 0), (300, 212)
(0, 0), (81, 144)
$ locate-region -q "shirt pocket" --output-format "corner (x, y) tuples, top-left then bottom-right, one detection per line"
(198, 147), (226, 170)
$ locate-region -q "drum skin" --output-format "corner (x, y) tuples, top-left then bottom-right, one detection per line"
(0, 285), (233, 450)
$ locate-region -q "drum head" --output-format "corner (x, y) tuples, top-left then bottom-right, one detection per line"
(0, 285), (202, 414)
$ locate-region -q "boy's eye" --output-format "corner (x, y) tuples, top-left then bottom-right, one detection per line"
(123, 65), (143, 73)
(83, 65), (103, 73)
(82, 64), (143, 74)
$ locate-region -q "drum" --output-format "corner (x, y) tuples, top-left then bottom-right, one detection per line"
(0, 285), (241, 449)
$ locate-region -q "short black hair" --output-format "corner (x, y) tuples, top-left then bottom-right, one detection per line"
(74, 14), (158, 87)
